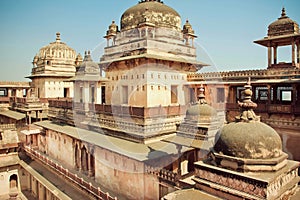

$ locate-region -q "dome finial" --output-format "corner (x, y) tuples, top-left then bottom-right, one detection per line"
(139, 0), (163, 4)
(235, 78), (260, 122)
(197, 84), (207, 105)
(281, 7), (286, 17)
(56, 32), (61, 42)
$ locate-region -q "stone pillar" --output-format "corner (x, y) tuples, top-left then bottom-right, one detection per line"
(8, 89), (12, 97)
(273, 86), (278, 103)
(28, 112), (31, 125)
(25, 113), (28, 125)
(268, 44), (272, 68)
(297, 40), (300, 66)
(88, 152), (92, 177)
(267, 85), (272, 105)
(152, 27), (155, 38)
(292, 84), (297, 106)
(292, 39), (296, 67)
(138, 28), (142, 38)
(36, 111), (38, 121)
(78, 148), (82, 172)
(273, 45), (277, 65)
(230, 86), (235, 103)
(176, 145), (182, 177)
(40, 111), (43, 121)
(192, 38), (195, 47)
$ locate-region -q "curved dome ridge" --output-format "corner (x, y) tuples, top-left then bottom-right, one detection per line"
(121, 1), (181, 31)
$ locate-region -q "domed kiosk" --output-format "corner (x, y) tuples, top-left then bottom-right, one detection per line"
(268, 7), (299, 37)
(27, 33), (80, 98)
(191, 78), (300, 200)
(254, 8), (300, 68)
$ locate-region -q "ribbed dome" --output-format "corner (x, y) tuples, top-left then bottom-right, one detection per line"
(37, 33), (77, 61)
(121, 0), (181, 31)
(268, 8), (299, 37)
(214, 122), (283, 159)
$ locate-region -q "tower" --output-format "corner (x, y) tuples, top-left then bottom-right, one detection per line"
(98, 0), (208, 142)
(254, 8), (300, 69)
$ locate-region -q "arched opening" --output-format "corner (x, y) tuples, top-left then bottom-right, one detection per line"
(187, 152), (195, 173)
(81, 146), (88, 172)
(90, 151), (95, 177)
(9, 174), (18, 189)
(75, 144), (79, 169)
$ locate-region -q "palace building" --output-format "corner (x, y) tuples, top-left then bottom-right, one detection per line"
(0, 1), (299, 199)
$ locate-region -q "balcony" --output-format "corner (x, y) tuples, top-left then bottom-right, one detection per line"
(0, 97), (10, 104)
(49, 99), (187, 119)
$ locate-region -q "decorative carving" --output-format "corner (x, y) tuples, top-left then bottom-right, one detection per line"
(235, 78), (260, 122)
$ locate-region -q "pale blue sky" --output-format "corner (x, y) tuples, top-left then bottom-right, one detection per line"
(0, 0), (299, 81)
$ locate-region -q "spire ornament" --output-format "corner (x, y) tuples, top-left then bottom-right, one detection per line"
(235, 78), (260, 122)
(197, 85), (207, 105)
(281, 7), (286, 17)
(56, 32), (61, 42)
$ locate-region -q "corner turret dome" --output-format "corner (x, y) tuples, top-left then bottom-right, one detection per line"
(121, 0), (181, 31)
(268, 8), (299, 37)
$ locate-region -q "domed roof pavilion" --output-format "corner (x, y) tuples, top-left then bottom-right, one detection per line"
(254, 8), (300, 69)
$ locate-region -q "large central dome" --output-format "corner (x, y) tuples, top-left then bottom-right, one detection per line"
(121, 0), (181, 31)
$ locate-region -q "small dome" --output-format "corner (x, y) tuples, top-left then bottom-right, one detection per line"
(121, 0), (181, 31)
(77, 51), (99, 74)
(75, 53), (83, 66)
(182, 20), (195, 35)
(214, 78), (283, 160)
(268, 8), (299, 37)
(32, 54), (39, 64)
(214, 122), (283, 159)
(186, 104), (217, 118)
(186, 86), (217, 122)
(106, 20), (119, 36)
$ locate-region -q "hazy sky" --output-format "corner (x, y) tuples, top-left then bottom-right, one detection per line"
(0, 0), (299, 81)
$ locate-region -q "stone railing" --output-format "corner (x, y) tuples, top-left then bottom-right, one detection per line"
(188, 68), (300, 81)
(226, 103), (300, 115)
(0, 124), (17, 130)
(0, 97), (10, 103)
(24, 146), (117, 200)
(49, 100), (187, 119)
(263, 119), (300, 131)
(0, 81), (30, 87)
(145, 166), (178, 184)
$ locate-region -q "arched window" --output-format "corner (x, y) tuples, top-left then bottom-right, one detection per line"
(9, 174), (18, 189)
